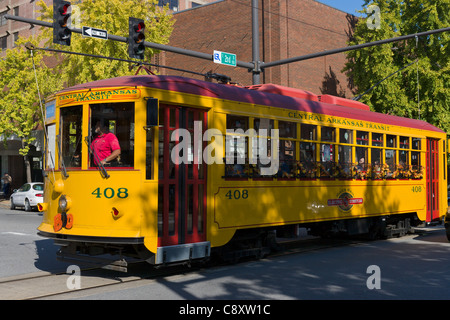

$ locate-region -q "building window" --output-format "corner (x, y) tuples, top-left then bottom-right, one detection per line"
(13, 32), (18, 48)
(158, 0), (178, 11)
(0, 35), (7, 51)
(0, 11), (7, 26)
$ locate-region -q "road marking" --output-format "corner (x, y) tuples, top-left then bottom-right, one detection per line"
(1, 232), (32, 236)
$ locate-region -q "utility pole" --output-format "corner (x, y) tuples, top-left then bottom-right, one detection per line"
(251, 0), (261, 85)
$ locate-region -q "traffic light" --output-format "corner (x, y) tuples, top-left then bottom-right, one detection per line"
(53, 0), (72, 46)
(128, 17), (146, 59)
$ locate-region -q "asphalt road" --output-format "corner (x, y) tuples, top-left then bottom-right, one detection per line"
(2, 201), (450, 300)
(0, 201), (73, 277)
(60, 227), (450, 300)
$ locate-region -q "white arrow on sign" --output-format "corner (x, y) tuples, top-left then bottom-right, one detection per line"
(82, 26), (108, 40)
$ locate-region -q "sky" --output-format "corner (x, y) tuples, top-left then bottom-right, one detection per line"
(316, 0), (367, 16)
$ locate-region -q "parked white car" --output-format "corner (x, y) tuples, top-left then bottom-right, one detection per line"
(10, 183), (44, 212)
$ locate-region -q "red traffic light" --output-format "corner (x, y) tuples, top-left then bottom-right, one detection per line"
(59, 3), (71, 15)
(53, 0), (72, 45)
(128, 17), (146, 59)
(134, 22), (145, 33)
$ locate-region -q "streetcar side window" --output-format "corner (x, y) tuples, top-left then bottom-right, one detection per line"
(371, 148), (383, 179)
(321, 126), (336, 142)
(89, 102), (135, 168)
(299, 124), (317, 178)
(338, 145), (352, 170)
(278, 121), (297, 178)
(60, 106), (82, 168)
(386, 134), (396, 148)
(411, 137), (422, 179)
(356, 130), (369, 173)
(338, 129), (353, 177)
(318, 127), (335, 178)
(251, 118), (273, 178)
(356, 131), (369, 145)
(385, 149), (396, 175)
(254, 118), (274, 133)
(340, 129), (353, 144)
(412, 138), (421, 150)
(372, 133), (383, 147)
(300, 142), (316, 163)
(300, 124), (317, 141)
(225, 115), (249, 178)
(399, 136), (409, 167)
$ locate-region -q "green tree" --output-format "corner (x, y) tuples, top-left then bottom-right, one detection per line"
(37, 0), (175, 86)
(0, 1), (174, 182)
(343, 0), (450, 132)
(0, 37), (64, 181)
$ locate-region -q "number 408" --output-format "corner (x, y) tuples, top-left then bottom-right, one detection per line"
(225, 189), (248, 200)
(91, 187), (129, 199)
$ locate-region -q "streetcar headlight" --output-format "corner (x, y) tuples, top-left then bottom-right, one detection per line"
(59, 194), (72, 211)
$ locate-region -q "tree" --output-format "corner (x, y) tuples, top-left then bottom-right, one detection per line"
(0, 1), (174, 182)
(0, 37), (64, 181)
(343, 0), (450, 132)
(37, 0), (175, 86)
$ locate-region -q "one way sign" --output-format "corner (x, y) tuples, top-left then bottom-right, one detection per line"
(82, 26), (108, 40)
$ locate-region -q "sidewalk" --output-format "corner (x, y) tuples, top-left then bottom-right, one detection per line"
(0, 199), (11, 209)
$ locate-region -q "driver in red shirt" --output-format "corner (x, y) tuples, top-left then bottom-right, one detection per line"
(91, 120), (121, 166)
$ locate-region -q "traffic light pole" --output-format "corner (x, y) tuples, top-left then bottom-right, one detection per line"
(4, 14), (255, 71)
(260, 26), (450, 69)
(5, 14), (450, 85)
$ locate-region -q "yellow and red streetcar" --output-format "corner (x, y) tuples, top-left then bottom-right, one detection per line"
(37, 75), (448, 268)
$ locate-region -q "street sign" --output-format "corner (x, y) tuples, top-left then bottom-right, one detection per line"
(82, 26), (108, 40)
(213, 50), (236, 67)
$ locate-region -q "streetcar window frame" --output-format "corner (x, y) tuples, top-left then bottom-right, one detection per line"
(60, 105), (83, 169)
(88, 102), (135, 169)
(45, 123), (56, 170)
(220, 112), (424, 181)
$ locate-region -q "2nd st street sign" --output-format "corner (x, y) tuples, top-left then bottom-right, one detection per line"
(82, 26), (108, 40)
(213, 50), (237, 67)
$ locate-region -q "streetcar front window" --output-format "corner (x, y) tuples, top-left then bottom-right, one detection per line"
(60, 106), (82, 168)
(89, 102), (135, 168)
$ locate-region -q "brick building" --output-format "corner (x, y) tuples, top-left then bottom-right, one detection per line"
(163, 0), (356, 96)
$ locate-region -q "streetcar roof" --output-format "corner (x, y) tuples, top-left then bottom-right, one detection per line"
(61, 75), (444, 133)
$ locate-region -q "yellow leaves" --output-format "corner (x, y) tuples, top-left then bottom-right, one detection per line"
(46, 0), (175, 85)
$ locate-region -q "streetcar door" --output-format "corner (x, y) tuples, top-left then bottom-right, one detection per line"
(158, 105), (207, 246)
(426, 138), (439, 221)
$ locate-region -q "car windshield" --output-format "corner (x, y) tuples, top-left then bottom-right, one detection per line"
(33, 184), (44, 191)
